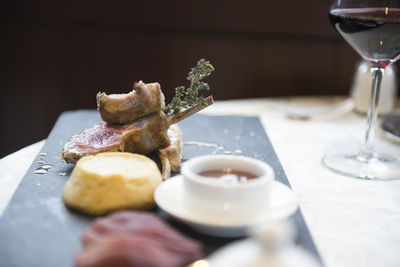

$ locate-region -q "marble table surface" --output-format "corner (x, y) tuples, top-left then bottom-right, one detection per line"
(1, 96), (399, 267)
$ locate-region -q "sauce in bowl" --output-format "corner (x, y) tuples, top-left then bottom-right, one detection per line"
(198, 168), (257, 183)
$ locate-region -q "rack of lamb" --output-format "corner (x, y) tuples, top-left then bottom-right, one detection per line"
(62, 60), (214, 178)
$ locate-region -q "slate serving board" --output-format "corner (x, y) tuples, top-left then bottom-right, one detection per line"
(0, 110), (322, 267)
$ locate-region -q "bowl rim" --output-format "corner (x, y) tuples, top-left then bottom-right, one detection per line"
(182, 155), (275, 188)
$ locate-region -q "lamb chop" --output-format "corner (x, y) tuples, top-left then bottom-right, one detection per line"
(97, 81), (165, 125)
(62, 111), (170, 164)
(62, 59), (214, 178)
(158, 124), (182, 178)
(62, 96), (213, 177)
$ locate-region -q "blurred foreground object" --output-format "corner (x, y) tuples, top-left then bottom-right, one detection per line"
(207, 220), (321, 267)
(76, 211), (203, 267)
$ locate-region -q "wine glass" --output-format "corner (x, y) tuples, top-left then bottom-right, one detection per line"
(323, 0), (400, 180)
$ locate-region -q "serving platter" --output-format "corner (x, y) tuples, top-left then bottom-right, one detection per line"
(0, 110), (322, 266)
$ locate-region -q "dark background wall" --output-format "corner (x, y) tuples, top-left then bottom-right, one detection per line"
(1, 0), (365, 157)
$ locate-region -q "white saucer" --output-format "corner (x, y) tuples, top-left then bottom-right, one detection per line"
(154, 175), (298, 237)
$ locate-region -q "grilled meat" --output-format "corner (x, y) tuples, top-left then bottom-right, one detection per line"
(62, 96), (213, 164)
(62, 112), (170, 164)
(158, 124), (183, 179)
(97, 81), (165, 125)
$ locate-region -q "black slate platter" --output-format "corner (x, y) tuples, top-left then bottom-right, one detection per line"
(0, 110), (322, 267)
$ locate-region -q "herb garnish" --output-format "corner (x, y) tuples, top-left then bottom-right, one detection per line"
(164, 59), (214, 116)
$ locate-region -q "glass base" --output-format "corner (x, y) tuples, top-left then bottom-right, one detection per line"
(322, 151), (400, 180)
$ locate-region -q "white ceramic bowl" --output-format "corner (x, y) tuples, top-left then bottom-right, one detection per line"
(181, 155), (275, 225)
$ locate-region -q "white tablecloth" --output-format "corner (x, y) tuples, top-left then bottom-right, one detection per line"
(1, 97), (399, 267)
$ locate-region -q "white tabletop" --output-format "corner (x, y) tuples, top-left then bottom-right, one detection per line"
(1, 96), (400, 267)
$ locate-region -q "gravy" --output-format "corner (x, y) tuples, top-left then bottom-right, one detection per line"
(198, 168), (257, 183)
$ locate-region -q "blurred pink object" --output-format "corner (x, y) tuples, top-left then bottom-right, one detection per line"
(76, 211), (203, 267)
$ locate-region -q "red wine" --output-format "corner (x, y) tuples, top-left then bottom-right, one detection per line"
(329, 8), (400, 68)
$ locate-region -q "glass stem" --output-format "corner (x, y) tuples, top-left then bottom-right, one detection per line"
(360, 67), (384, 159)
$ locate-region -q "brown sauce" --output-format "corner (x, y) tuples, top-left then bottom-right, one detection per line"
(198, 168), (258, 183)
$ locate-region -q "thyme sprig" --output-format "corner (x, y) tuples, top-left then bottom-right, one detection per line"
(164, 59), (214, 116)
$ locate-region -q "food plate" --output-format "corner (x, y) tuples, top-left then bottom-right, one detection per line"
(155, 175), (297, 237)
(0, 112), (321, 266)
